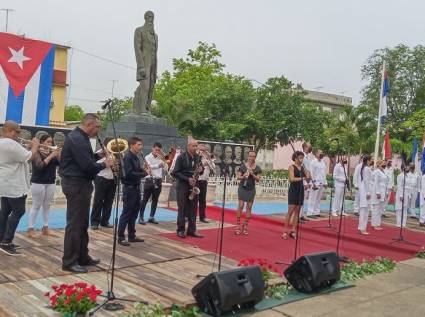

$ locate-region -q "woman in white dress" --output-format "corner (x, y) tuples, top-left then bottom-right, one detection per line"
(354, 155), (373, 235)
(395, 164), (411, 228)
(371, 160), (388, 230)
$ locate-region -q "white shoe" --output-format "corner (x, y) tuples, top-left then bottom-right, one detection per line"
(331, 212), (338, 217)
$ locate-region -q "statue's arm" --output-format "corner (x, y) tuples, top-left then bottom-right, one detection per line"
(134, 29), (145, 77)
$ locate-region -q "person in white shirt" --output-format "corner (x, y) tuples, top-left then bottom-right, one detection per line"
(90, 137), (116, 230)
(371, 160), (388, 230)
(0, 121), (39, 256)
(354, 155), (373, 234)
(197, 144), (215, 223)
(307, 149), (327, 217)
(382, 159), (394, 217)
(352, 156), (363, 216)
(301, 142), (312, 221)
(332, 158), (348, 217)
(406, 163), (420, 219)
(395, 164), (412, 228)
(138, 142), (164, 224)
(420, 173), (425, 227)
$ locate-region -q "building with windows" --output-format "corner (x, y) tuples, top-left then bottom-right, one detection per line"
(305, 90), (352, 113)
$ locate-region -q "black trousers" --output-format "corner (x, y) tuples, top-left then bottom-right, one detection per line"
(197, 180), (208, 221)
(176, 181), (197, 234)
(90, 176), (116, 226)
(0, 195), (27, 244)
(118, 185), (141, 240)
(61, 177), (94, 266)
(139, 178), (162, 219)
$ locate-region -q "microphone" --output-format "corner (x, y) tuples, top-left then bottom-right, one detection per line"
(101, 99), (112, 110)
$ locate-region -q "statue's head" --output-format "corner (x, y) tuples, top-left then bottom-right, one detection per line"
(144, 11), (154, 23)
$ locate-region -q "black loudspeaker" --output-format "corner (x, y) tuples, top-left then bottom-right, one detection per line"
(284, 251), (340, 293)
(192, 265), (265, 316)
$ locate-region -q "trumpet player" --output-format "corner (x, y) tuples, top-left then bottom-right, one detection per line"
(90, 137), (116, 230)
(172, 139), (204, 239)
(0, 121), (39, 256)
(235, 150), (262, 235)
(197, 144), (215, 223)
(138, 142), (164, 225)
(28, 133), (60, 239)
(118, 136), (148, 246)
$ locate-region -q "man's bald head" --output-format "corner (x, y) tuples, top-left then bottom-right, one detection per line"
(81, 113), (101, 138)
(2, 120), (21, 140)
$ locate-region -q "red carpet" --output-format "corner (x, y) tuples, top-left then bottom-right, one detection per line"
(161, 206), (425, 274)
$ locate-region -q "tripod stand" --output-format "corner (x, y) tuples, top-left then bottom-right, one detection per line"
(90, 101), (146, 315)
(390, 169), (419, 246)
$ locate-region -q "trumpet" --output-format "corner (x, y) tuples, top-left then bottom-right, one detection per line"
(18, 137), (60, 154)
(199, 150), (215, 172)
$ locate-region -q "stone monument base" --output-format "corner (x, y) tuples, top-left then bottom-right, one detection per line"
(106, 112), (187, 151)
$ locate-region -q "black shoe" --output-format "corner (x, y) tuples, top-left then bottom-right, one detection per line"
(353, 212), (359, 216)
(148, 218), (159, 224)
(200, 219), (210, 223)
(100, 223), (113, 228)
(118, 239), (130, 246)
(177, 231), (186, 238)
(128, 237), (144, 243)
(138, 218), (146, 225)
(300, 216), (309, 222)
(62, 263), (88, 273)
(0, 243), (22, 256)
(11, 243), (21, 250)
(91, 224), (99, 230)
(80, 257), (101, 266)
(382, 214), (390, 218)
(187, 232), (204, 238)
(410, 215), (419, 219)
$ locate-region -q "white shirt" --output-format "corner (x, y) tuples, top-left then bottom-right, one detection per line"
(372, 169), (388, 203)
(353, 163), (362, 189)
(310, 158), (327, 186)
(405, 171), (419, 192)
(198, 155), (216, 181)
(333, 163), (347, 187)
(97, 157), (114, 180)
(303, 152), (312, 173)
(0, 138), (32, 198)
(384, 167), (394, 191)
(144, 152), (163, 179)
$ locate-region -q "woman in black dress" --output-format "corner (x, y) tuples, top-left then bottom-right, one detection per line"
(283, 151), (310, 239)
(235, 150), (262, 235)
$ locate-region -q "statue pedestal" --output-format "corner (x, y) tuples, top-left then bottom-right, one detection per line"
(106, 112), (187, 150)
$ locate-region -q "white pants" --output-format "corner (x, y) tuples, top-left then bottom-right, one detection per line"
(301, 188), (309, 216)
(407, 190), (418, 217)
(353, 190), (360, 213)
(28, 183), (56, 228)
(383, 190), (391, 214)
(307, 185), (324, 216)
(420, 202), (425, 224)
(332, 185), (345, 215)
(358, 206), (369, 231)
(371, 202), (384, 227)
(396, 203), (409, 228)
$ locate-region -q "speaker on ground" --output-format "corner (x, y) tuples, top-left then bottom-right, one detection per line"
(191, 265), (265, 316)
(284, 251), (340, 293)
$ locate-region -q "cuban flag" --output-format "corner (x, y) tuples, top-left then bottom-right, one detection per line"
(380, 66), (389, 124)
(0, 32), (55, 126)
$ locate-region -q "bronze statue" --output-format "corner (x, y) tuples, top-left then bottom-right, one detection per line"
(133, 11), (158, 114)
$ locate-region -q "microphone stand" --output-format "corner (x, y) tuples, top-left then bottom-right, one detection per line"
(334, 140), (350, 262)
(90, 101), (145, 315)
(390, 169), (419, 246)
(218, 152), (229, 272)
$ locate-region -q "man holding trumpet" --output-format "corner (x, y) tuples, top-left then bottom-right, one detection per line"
(138, 142), (164, 225)
(0, 121), (39, 256)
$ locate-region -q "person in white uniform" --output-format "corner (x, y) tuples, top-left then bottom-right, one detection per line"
(371, 160), (388, 230)
(331, 158), (348, 217)
(395, 164), (412, 228)
(382, 159), (394, 218)
(301, 142), (312, 221)
(307, 149), (327, 217)
(354, 155), (373, 234)
(352, 156), (363, 216)
(406, 163), (420, 219)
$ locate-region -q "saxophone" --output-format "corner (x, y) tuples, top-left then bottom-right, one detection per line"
(189, 160), (202, 200)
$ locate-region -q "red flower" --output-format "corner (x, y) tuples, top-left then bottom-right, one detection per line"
(75, 282), (88, 289)
(60, 283), (68, 289)
(95, 289), (102, 295)
(64, 299), (70, 305)
(89, 292), (97, 301)
(50, 295), (57, 306)
(44, 292), (50, 297)
(52, 285), (59, 291)
(65, 288), (75, 297)
(76, 292), (85, 302)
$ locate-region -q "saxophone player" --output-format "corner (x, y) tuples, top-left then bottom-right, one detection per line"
(172, 139), (204, 238)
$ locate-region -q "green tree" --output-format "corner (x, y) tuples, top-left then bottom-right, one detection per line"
(98, 97), (132, 129)
(64, 105), (84, 121)
(361, 44), (425, 129)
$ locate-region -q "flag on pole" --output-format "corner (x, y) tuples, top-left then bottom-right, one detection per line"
(382, 130), (392, 159)
(412, 137), (420, 172)
(380, 69), (389, 124)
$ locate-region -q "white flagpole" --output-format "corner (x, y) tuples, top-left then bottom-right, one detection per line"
(373, 61), (386, 168)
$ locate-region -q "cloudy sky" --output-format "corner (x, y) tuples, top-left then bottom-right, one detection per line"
(2, 0), (424, 112)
